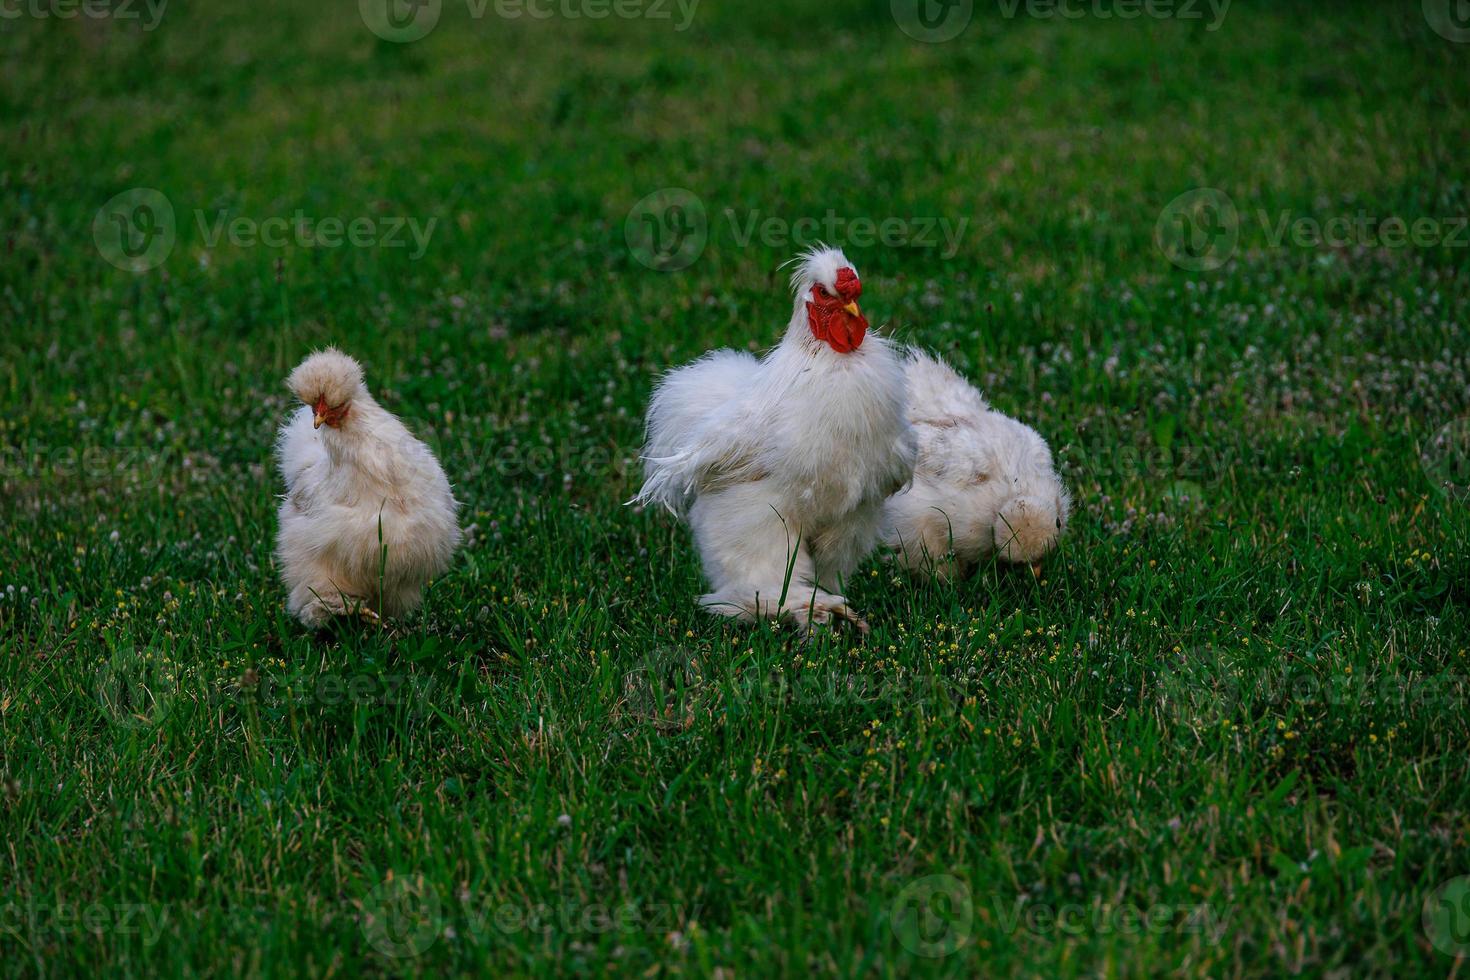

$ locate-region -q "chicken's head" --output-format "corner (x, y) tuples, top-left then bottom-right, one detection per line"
(993, 491), (1071, 575)
(790, 246), (868, 353)
(286, 348), (365, 430)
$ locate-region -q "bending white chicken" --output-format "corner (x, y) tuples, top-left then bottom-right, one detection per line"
(635, 246), (915, 632)
(885, 349), (1069, 579)
(275, 349), (460, 627)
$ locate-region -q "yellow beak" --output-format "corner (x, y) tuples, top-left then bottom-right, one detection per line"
(313, 413), (326, 429)
(843, 301), (861, 317)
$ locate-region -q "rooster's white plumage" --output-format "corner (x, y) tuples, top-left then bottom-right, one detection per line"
(884, 349), (1069, 579)
(635, 247), (915, 632)
(276, 349), (460, 627)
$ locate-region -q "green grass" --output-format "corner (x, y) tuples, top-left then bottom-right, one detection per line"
(3, 0), (1470, 975)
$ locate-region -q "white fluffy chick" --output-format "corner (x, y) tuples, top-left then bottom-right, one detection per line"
(884, 349), (1069, 579)
(635, 246), (915, 633)
(275, 349), (460, 627)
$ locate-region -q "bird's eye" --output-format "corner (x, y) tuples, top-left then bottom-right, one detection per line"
(1055, 517), (1062, 529)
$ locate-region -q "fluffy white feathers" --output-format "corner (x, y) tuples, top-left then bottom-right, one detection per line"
(885, 349), (1069, 578)
(636, 247), (915, 631)
(276, 349), (461, 626)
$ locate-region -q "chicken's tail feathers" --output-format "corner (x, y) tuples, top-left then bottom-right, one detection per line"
(628, 450), (698, 516)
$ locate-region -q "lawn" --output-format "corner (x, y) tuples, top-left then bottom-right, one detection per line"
(3, 0), (1469, 975)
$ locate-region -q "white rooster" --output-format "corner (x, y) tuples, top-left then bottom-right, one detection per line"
(635, 246), (915, 633)
(884, 349), (1069, 580)
(275, 349), (460, 627)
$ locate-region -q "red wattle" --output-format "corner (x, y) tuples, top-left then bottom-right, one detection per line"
(807, 298), (867, 353)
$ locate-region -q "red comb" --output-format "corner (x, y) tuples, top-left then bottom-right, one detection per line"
(834, 267), (861, 302)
